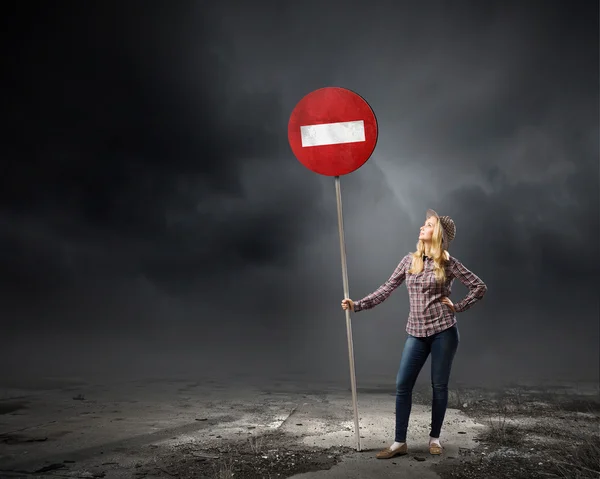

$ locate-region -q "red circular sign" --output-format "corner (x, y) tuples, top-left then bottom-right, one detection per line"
(288, 87), (378, 176)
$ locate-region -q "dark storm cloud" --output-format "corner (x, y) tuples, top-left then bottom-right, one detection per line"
(0, 1), (597, 384)
(1, 1), (331, 300)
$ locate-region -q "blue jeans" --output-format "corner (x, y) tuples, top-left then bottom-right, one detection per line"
(394, 324), (459, 442)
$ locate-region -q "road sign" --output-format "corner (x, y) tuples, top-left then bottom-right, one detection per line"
(287, 87), (380, 453)
(288, 87), (378, 176)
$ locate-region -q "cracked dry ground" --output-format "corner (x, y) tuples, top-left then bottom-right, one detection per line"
(430, 385), (600, 479)
(147, 431), (354, 479)
(0, 431), (353, 479)
(1, 383), (597, 478)
(165, 385), (600, 479)
(125, 384), (600, 479)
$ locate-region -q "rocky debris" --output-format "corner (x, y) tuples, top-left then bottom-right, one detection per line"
(431, 385), (600, 479)
(143, 431), (353, 479)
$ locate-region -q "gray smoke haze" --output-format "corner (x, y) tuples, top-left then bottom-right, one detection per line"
(1, 1), (598, 387)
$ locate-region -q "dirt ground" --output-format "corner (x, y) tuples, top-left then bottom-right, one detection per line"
(429, 383), (600, 479)
(0, 378), (598, 478)
(168, 383), (600, 479)
(141, 430), (353, 479)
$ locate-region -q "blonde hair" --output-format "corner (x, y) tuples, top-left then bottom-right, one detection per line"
(407, 216), (449, 283)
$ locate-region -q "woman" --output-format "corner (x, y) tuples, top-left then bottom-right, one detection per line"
(341, 209), (487, 458)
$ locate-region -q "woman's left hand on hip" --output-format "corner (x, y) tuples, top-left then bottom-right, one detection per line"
(441, 296), (455, 312)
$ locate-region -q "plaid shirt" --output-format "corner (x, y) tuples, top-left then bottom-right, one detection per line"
(353, 253), (487, 337)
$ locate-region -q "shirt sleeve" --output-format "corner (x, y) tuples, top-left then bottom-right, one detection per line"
(449, 257), (487, 313)
(354, 255), (410, 313)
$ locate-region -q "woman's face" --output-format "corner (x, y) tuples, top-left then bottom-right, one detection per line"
(419, 216), (437, 242)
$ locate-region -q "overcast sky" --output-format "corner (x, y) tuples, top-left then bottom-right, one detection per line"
(1, 1), (598, 388)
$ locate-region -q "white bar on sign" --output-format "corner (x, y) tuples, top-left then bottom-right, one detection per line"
(300, 120), (365, 147)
